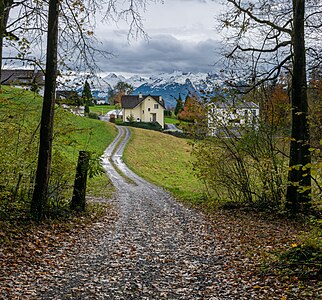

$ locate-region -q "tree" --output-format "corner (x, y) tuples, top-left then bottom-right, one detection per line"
(220, 0), (322, 213)
(262, 81), (290, 128)
(177, 94), (202, 122)
(0, 0), (14, 83)
(2, 0), (155, 221)
(285, 0), (311, 213)
(30, 0), (59, 222)
(107, 81), (133, 105)
(114, 81), (134, 104)
(174, 94), (183, 115)
(82, 80), (93, 113)
(82, 80), (92, 100)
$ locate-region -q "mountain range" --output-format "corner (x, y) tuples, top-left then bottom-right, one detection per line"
(80, 71), (224, 108)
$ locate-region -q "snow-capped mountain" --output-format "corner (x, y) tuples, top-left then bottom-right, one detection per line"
(102, 73), (126, 87)
(133, 71), (223, 107)
(101, 73), (146, 89)
(59, 71), (224, 107)
(100, 71), (224, 107)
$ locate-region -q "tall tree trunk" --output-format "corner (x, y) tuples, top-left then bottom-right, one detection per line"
(30, 0), (59, 222)
(0, 0), (13, 84)
(286, 0), (311, 213)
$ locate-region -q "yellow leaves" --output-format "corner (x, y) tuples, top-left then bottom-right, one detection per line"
(281, 296), (287, 300)
(252, 285), (261, 289)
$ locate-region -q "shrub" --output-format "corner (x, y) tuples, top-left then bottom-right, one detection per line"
(192, 123), (289, 210)
(87, 112), (100, 119)
(121, 121), (163, 131)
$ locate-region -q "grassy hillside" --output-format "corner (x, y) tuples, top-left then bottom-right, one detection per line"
(123, 128), (205, 203)
(0, 87), (117, 215)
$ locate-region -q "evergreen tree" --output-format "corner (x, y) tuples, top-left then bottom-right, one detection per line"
(82, 80), (93, 107)
(174, 94), (184, 115)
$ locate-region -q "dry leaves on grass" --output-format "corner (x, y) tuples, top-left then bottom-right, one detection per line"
(206, 208), (321, 299)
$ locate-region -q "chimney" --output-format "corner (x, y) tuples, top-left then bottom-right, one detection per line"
(139, 93), (143, 99)
(159, 96), (162, 102)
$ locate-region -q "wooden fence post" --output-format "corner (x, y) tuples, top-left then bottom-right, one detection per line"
(70, 151), (90, 211)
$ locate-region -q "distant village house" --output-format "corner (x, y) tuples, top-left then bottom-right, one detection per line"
(121, 94), (165, 128)
(1, 69), (45, 87)
(208, 101), (260, 136)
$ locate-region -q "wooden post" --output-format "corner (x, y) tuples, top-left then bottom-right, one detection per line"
(70, 151), (90, 212)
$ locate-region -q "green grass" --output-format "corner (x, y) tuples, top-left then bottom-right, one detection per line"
(123, 127), (205, 203)
(0, 87), (117, 201)
(164, 116), (180, 124)
(54, 108), (117, 160)
(89, 105), (117, 116)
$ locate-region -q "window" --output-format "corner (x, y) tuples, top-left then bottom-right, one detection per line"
(142, 110), (144, 114)
(148, 108), (150, 112)
(154, 104), (159, 109)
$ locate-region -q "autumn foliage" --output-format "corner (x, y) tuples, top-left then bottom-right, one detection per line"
(177, 94), (203, 122)
(262, 83), (290, 128)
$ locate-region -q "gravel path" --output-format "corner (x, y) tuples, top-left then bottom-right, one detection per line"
(1, 126), (285, 299)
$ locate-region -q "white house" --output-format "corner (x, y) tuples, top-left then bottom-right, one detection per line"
(208, 101), (260, 136)
(121, 94), (165, 128)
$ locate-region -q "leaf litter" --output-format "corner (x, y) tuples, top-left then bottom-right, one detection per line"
(1, 126), (321, 299)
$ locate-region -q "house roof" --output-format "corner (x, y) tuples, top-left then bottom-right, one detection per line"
(121, 94), (165, 109)
(1, 69), (45, 85)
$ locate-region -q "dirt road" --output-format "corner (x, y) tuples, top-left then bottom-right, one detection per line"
(1, 126), (280, 299)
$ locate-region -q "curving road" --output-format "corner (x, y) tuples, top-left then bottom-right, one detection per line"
(32, 126), (262, 299)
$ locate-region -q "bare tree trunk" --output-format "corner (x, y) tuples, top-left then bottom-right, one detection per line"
(286, 0), (311, 213)
(30, 0), (59, 222)
(0, 0), (13, 84)
(0, 0), (4, 83)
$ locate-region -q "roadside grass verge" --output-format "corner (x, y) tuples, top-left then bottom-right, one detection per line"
(123, 127), (205, 203)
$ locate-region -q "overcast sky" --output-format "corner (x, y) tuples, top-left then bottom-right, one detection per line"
(96, 0), (224, 77)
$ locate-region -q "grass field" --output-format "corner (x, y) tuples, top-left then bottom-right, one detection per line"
(89, 105), (117, 116)
(164, 116), (180, 124)
(123, 128), (205, 203)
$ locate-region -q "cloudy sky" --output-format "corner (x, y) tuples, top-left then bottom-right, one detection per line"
(95, 0), (224, 77)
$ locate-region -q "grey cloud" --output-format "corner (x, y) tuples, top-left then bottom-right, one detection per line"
(97, 34), (222, 75)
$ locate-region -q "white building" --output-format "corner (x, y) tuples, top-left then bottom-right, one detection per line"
(208, 101), (260, 136)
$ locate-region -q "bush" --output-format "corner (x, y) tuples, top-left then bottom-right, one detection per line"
(87, 112), (100, 119)
(121, 121), (163, 131)
(192, 123), (289, 210)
